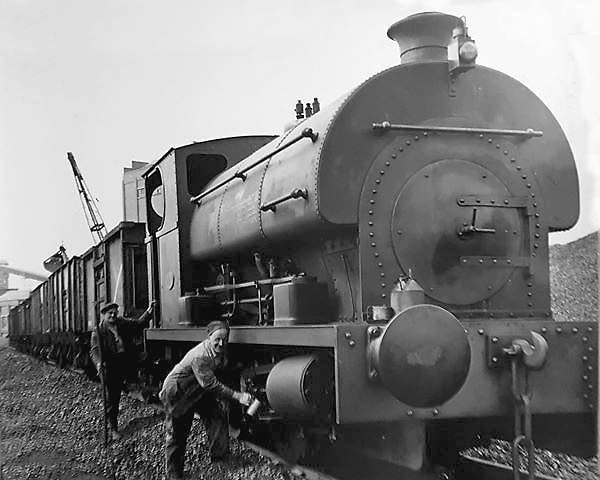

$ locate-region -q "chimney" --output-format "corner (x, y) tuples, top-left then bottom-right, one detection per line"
(387, 12), (464, 64)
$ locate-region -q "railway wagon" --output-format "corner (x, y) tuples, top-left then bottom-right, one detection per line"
(9, 222), (149, 371)
(142, 11), (596, 477)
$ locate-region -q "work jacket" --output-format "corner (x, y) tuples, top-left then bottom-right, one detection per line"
(90, 312), (150, 370)
(159, 339), (234, 418)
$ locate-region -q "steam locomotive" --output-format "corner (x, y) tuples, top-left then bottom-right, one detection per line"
(9, 12), (596, 477)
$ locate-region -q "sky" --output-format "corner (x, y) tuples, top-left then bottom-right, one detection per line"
(1, 0), (599, 289)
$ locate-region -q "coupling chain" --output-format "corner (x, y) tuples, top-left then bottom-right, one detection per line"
(506, 345), (536, 480)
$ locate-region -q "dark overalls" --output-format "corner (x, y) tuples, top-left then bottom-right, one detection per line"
(159, 340), (233, 479)
(90, 316), (147, 430)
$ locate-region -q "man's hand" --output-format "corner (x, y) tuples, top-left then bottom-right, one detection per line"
(147, 300), (157, 314)
(237, 392), (253, 406)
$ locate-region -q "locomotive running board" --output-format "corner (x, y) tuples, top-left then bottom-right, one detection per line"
(145, 324), (337, 347)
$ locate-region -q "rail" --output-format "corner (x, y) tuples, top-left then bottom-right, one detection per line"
(190, 128), (318, 204)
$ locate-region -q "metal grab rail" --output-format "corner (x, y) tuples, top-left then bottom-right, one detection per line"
(372, 121), (543, 138)
(190, 128), (318, 204)
(260, 188), (308, 212)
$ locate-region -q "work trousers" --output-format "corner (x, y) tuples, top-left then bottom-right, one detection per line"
(164, 395), (229, 478)
(103, 369), (124, 430)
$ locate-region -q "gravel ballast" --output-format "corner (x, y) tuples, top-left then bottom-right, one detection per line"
(0, 337), (294, 480)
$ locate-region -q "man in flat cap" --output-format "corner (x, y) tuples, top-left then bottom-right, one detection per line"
(90, 300), (155, 440)
(159, 320), (252, 480)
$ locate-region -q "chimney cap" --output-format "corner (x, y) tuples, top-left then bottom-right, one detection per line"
(388, 12), (464, 64)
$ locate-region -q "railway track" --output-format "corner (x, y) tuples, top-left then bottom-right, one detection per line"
(5, 343), (592, 480)
(242, 437), (564, 480)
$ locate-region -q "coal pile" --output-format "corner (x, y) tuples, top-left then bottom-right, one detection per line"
(550, 231), (598, 322)
(0, 342), (294, 480)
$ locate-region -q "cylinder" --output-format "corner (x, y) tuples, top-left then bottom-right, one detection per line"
(266, 354), (333, 419)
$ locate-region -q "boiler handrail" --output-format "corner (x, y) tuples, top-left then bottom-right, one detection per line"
(190, 128), (318, 204)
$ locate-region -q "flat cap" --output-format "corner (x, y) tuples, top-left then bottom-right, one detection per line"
(100, 302), (119, 314)
(207, 320), (230, 336)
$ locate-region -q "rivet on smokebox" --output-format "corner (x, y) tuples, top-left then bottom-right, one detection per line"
(572, 327), (579, 334)
(491, 337), (498, 343)
(348, 340), (356, 347)
(556, 327), (563, 334)
(478, 329), (485, 335)
(583, 336), (588, 342)
(406, 410), (414, 416)
(492, 356), (499, 363)
(344, 332), (352, 339)
(432, 408), (440, 416)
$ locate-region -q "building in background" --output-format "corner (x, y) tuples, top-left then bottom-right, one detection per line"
(122, 161), (150, 223)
